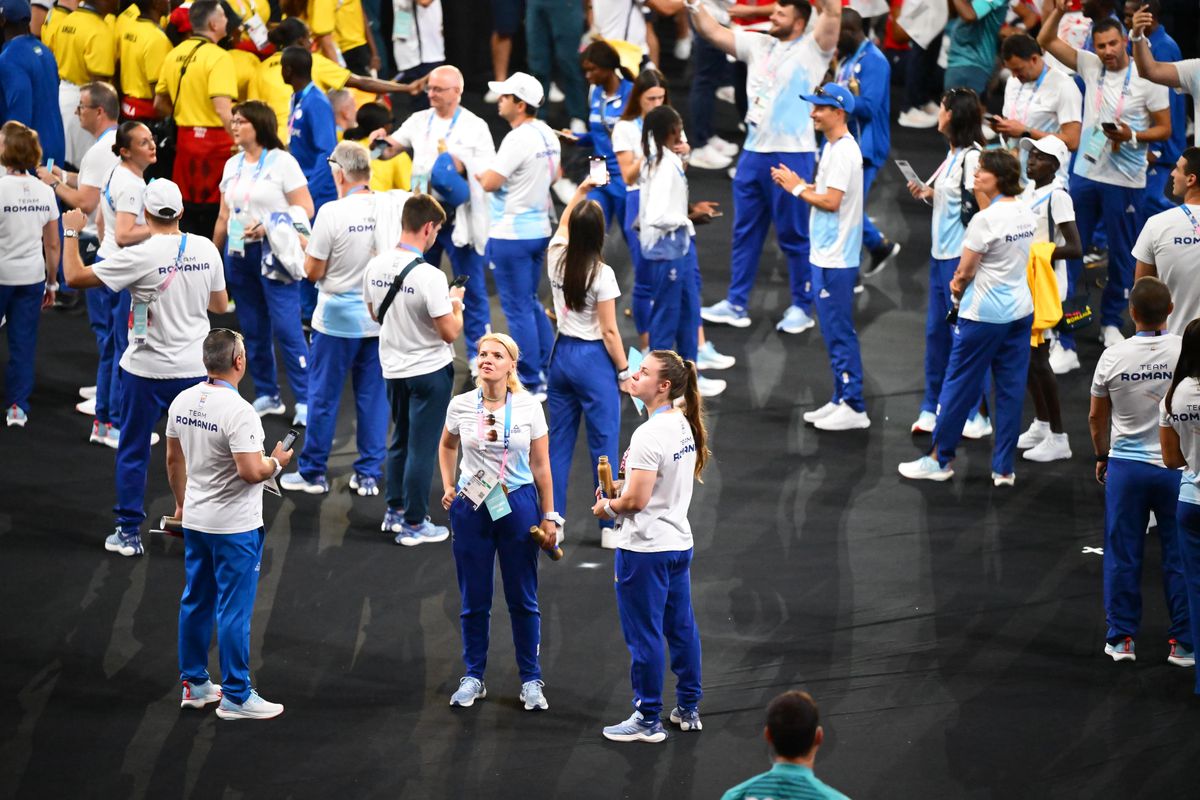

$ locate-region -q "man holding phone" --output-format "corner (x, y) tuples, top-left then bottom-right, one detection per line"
(362, 194), (465, 545)
(166, 328), (293, 720)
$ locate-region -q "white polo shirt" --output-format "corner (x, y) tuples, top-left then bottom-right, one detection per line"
(445, 389), (548, 492)
(77, 127), (119, 239)
(809, 133), (863, 269)
(1001, 67), (1082, 186)
(1176, 60), (1200, 146)
(0, 174), (58, 286)
(959, 199), (1036, 323)
(97, 163), (146, 259)
(1132, 204), (1200, 335)
(488, 119), (560, 240)
(306, 190), (380, 338)
(930, 146), (980, 260)
(1092, 332), (1180, 467)
(361, 248), (453, 378)
(546, 236), (621, 340)
(1161, 378), (1200, 506)
(390, 104), (494, 195)
(219, 148), (307, 225)
(614, 409), (696, 553)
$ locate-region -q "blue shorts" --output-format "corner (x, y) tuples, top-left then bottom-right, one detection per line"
(491, 0), (525, 35)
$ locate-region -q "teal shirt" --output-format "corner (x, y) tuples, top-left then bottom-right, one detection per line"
(721, 762), (850, 800)
(946, 0), (1007, 73)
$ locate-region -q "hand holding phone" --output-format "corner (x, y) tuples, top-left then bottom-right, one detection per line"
(280, 428), (300, 452)
(450, 274), (470, 288)
(588, 157), (609, 186)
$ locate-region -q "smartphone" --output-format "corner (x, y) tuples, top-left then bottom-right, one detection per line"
(280, 428), (300, 451)
(707, 211), (724, 219)
(588, 157), (609, 186)
(46, 158), (55, 173)
(370, 138), (390, 159)
(450, 274), (470, 288)
(1101, 122), (1118, 132)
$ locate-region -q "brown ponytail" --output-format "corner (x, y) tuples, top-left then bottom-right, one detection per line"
(650, 350), (709, 479)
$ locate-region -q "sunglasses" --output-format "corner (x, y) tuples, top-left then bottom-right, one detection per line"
(811, 86), (845, 109)
(211, 328), (244, 367)
(482, 413), (498, 442)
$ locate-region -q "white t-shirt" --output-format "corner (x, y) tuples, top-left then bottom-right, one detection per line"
(959, 199), (1036, 323)
(734, 29), (833, 154)
(1132, 204), (1200, 335)
(593, 0), (647, 50)
(614, 410), (696, 553)
(488, 120), (560, 240)
(361, 248), (453, 378)
(218, 148), (308, 228)
(166, 382), (267, 534)
(1020, 180), (1075, 300)
(77, 127), (119, 238)
(1073, 51), (1170, 189)
(97, 163), (146, 259)
(0, 174), (58, 286)
(392, 0), (445, 71)
(546, 236), (621, 340)
(1161, 378), (1200, 506)
(307, 191), (380, 338)
(391, 104), (494, 194)
(1001, 68), (1082, 186)
(930, 146), (980, 261)
(611, 118), (642, 193)
(445, 389), (548, 491)
(1092, 333), (1180, 467)
(91, 233), (226, 379)
(1179, 60), (1200, 146)
(809, 133), (863, 269)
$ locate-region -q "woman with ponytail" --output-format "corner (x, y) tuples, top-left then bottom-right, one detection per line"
(592, 349), (707, 743)
(1159, 318), (1200, 693)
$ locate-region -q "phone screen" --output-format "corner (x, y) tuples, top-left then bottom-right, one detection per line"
(450, 274), (470, 288)
(281, 429), (299, 451)
(588, 158), (609, 186)
(1101, 122), (1118, 131)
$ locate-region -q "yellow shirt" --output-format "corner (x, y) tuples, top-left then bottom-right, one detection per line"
(114, 3), (138, 60)
(229, 49), (261, 103)
(55, 6), (116, 84)
(119, 17), (172, 100)
(313, 52), (351, 92)
(306, 0), (336, 38)
(156, 37), (236, 128)
(333, 0), (368, 53)
(40, 3), (71, 55)
(352, 139), (412, 193)
(226, 0), (270, 28)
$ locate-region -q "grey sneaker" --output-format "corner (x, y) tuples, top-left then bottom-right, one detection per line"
(602, 710), (667, 743)
(396, 518), (450, 547)
(214, 689), (283, 720)
(450, 676), (486, 708)
(104, 527), (143, 557)
(520, 680), (548, 711)
(669, 705), (702, 731)
(180, 680), (222, 709)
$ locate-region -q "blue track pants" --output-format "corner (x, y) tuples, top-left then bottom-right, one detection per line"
(0, 282), (43, 413)
(812, 266), (864, 412)
(486, 237), (553, 388)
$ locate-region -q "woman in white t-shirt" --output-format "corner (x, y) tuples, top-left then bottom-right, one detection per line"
(590, 349), (707, 743)
(905, 88), (987, 436)
(214, 101), (314, 424)
(0, 122), (60, 427)
(1158, 319), (1200, 694)
(547, 180), (629, 548)
(900, 150), (1036, 486)
(437, 332), (561, 713)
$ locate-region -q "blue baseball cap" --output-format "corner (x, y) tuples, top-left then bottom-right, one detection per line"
(0, 0), (32, 22)
(800, 83), (855, 115)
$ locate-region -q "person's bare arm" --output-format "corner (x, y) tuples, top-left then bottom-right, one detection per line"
(810, 0), (841, 54)
(529, 434), (559, 546)
(208, 290), (229, 313)
(1135, 260), (1158, 281)
(1052, 219), (1083, 262)
(114, 211), (152, 248)
(951, 0), (978, 23)
(155, 92), (174, 120)
(213, 96), (234, 138)
(166, 436), (187, 515)
(285, 185), (315, 221)
(232, 441), (293, 483)
(950, 248), (984, 298)
(685, 1), (737, 57)
(431, 287), (466, 343)
(1130, 7), (1181, 88)
(1088, 395), (1111, 483)
(1161, 425), (1187, 470)
(1037, 0), (1078, 72)
(60, 210), (105, 289)
(305, 255), (328, 282)
(438, 427), (461, 510)
(475, 170), (506, 192)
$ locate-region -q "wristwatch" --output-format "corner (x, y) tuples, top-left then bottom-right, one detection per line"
(63, 229), (79, 239)
(617, 367), (631, 382)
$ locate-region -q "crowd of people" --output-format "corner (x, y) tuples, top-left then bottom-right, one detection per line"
(1, 0), (1199, 792)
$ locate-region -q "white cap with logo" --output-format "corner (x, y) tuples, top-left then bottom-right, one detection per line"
(486, 72), (544, 109)
(1018, 135), (1070, 168)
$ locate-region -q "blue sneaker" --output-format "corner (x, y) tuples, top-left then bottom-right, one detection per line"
(395, 518), (450, 547)
(349, 473), (379, 496)
(180, 680), (222, 709)
(669, 706), (702, 731)
(700, 299), (751, 328)
(253, 395), (286, 417)
(602, 710), (667, 743)
(450, 676), (486, 707)
(292, 403), (308, 427)
(696, 340), (735, 370)
(381, 507), (405, 534)
(215, 689), (284, 720)
(776, 305), (815, 334)
(1105, 636), (1136, 662)
(1168, 639), (1194, 667)
(279, 472), (328, 494)
(520, 680), (549, 711)
(6, 404), (27, 427)
(104, 527), (143, 557)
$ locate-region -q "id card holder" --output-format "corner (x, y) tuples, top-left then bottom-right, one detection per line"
(393, 8), (415, 38)
(1082, 126), (1108, 164)
(483, 484), (511, 521)
(412, 172), (430, 195)
(244, 14), (268, 49)
(228, 217), (246, 256)
(745, 93), (767, 127)
(131, 301), (149, 346)
(462, 469), (498, 510)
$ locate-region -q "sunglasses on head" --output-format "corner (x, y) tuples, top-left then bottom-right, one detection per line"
(812, 86), (844, 109)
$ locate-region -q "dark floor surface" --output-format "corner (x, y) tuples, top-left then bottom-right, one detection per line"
(3, 79), (1199, 799)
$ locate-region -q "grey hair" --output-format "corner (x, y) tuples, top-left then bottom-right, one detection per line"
(82, 81), (120, 121)
(202, 329), (244, 373)
(327, 88), (354, 112)
(331, 140), (371, 183)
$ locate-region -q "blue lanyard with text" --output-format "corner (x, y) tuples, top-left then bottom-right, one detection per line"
(1181, 204), (1200, 237)
(206, 377), (236, 389)
(1014, 66), (1049, 124)
(345, 184), (370, 197)
(1095, 64), (1133, 120)
(1029, 186), (1055, 210)
(425, 106), (461, 143)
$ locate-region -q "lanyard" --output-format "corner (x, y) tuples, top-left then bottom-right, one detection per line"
(288, 83), (315, 131)
(345, 184), (370, 197)
(930, 148), (963, 188)
(593, 84), (627, 133)
(230, 150), (274, 214)
(206, 377), (236, 389)
(836, 39), (869, 85)
(761, 37), (800, 84)
(1181, 205), (1200, 237)
(1014, 66), (1049, 125)
(425, 106), (461, 145)
(652, 405), (672, 417)
(156, 234), (188, 293)
(476, 390), (513, 482)
(397, 243), (423, 256)
(1095, 64), (1133, 121)
(1135, 330), (1165, 337)
(1029, 186), (1054, 210)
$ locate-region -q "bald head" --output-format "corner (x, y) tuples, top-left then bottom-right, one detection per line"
(427, 65), (464, 115)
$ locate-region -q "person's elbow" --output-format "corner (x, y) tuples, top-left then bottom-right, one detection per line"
(208, 291), (229, 314)
(1164, 451), (1187, 470)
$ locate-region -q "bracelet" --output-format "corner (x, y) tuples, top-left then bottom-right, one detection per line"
(63, 229), (79, 239)
(1130, 130), (1138, 147)
(603, 500), (617, 519)
(46, 282), (59, 292)
(791, 182), (805, 198)
(269, 456), (282, 479)
(1095, 454), (1108, 463)
(51, 181), (61, 190)
(1130, 33), (1146, 42)
(449, 296), (463, 307)
(617, 367), (631, 382)
(684, 0), (700, 12)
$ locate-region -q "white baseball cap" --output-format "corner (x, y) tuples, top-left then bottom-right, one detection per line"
(1018, 135), (1070, 168)
(143, 179), (185, 220)
(486, 72), (544, 109)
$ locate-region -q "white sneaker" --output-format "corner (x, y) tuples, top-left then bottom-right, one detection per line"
(688, 144), (733, 170)
(696, 340), (736, 370)
(215, 689), (283, 721)
(803, 401), (840, 423)
(775, 305), (815, 334)
(484, 89), (500, 103)
(715, 85), (736, 104)
(673, 35), (692, 61)
(549, 82), (565, 103)
(910, 410), (937, 434)
(898, 455), (953, 481)
(600, 528), (618, 549)
(707, 135), (739, 158)
(180, 680), (222, 709)
(75, 397), (96, 416)
(697, 375), (726, 397)
(552, 177), (578, 205)
(727, 165), (737, 180)
(991, 472), (1016, 487)
(898, 108), (938, 129)
(1023, 432), (1071, 462)
(569, 118), (588, 135)
(961, 413), (993, 440)
(1048, 340), (1080, 374)
(102, 427), (160, 449)
(1102, 325), (1125, 348)
(813, 403), (870, 431)
(1017, 419), (1051, 450)
(79, 385), (97, 399)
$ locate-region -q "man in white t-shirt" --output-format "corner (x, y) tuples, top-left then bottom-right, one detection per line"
(688, 0), (841, 334)
(1038, 8), (1171, 349)
(771, 83), (869, 432)
(1088, 276), (1191, 666)
(371, 65), (495, 371)
(362, 194), (464, 545)
(62, 180), (228, 558)
(278, 141), (387, 497)
(1133, 148), (1200, 335)
(1130, 7), (1200, 150)
(167, 328), (292, 720)
(391, 0), (444, 113)
(476, 72), (560, 394)
(995, 34), (1082, 187)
